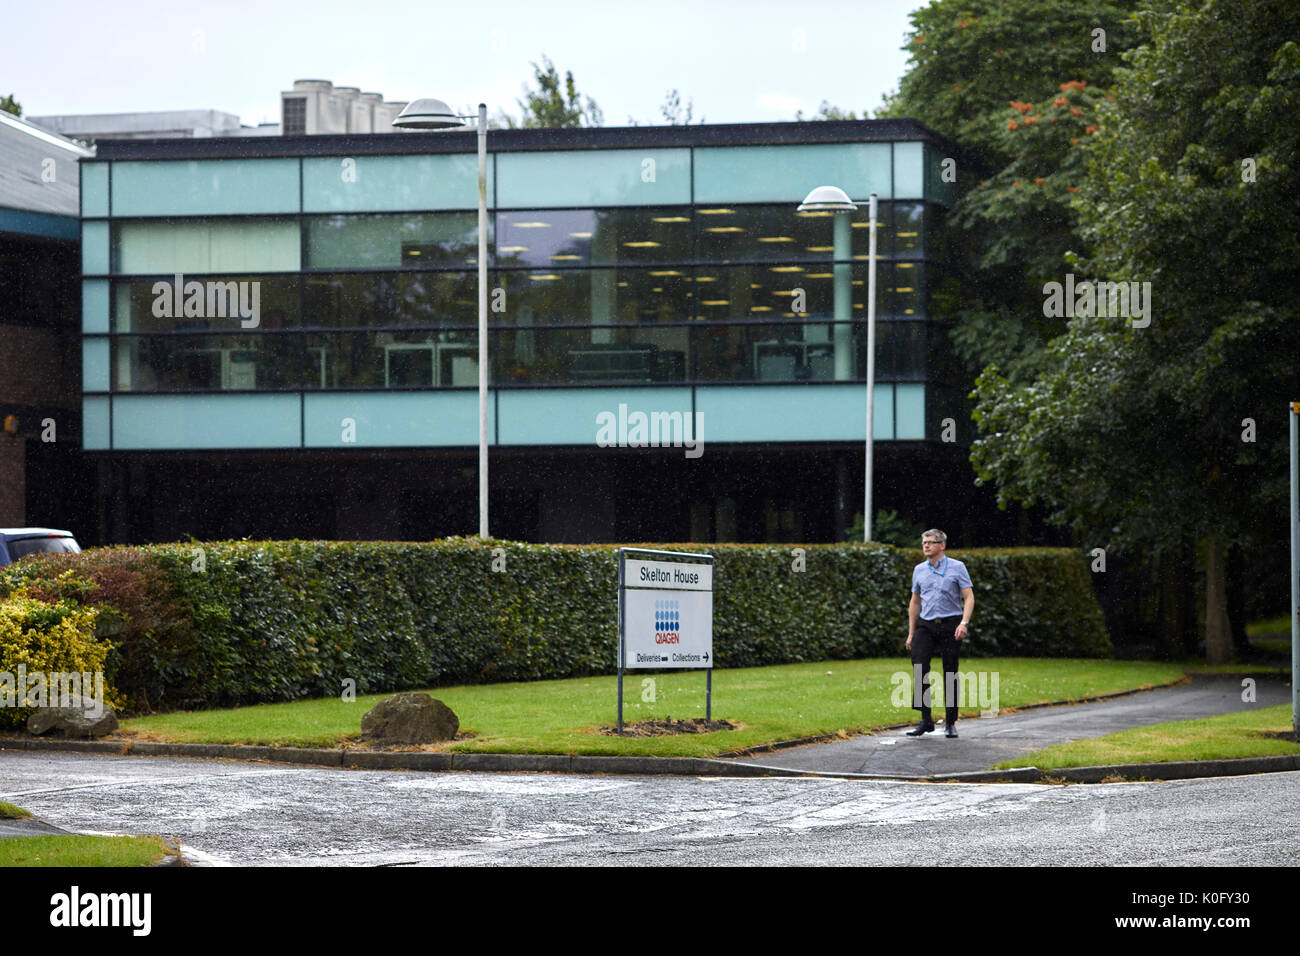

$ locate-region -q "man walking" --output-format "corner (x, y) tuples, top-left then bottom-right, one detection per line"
(905, 529), (974, 738)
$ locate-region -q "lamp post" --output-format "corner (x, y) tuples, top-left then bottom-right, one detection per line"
(798, 186), (878, 543)
(394, 99), (490, 539)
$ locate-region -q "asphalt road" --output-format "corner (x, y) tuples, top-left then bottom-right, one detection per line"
(1, 751), (1296, 866)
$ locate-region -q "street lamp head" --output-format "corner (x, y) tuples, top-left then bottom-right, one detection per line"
(798, 185), (857, 213)
(392, 98), (466, 130)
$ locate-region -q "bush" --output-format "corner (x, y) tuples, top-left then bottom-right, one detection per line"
(0, 539), (1110, 715)
(0, 591), (117, 729)
(0, 551), (193, 713)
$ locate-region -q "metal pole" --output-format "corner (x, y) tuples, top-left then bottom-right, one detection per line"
(706, 668), (712, 721)
(617, 548), (625, 734)
(864, 193), (878, 543)
(476, 103), (489, 540)
(1290, 402), (1298, 734)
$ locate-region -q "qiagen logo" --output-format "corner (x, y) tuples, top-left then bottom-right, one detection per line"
(654, 599), (681, 645)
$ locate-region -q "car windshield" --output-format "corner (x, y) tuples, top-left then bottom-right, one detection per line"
(7, 537), (81, 560)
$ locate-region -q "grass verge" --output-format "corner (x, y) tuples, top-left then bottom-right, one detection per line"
(0, 834), (175, 867)
(994, 703), (1300, 770)
(120, 657), (1187, 757)
(0, 802), (32, 820)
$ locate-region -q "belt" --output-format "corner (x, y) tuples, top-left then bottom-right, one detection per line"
(922, 615), (962, 623)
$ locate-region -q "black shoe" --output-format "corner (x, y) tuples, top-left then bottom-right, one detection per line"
(905, 721), (936, 736)
(945, 724), (958, 738)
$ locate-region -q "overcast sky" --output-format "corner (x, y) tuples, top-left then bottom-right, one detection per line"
(5, 0), (925, 127)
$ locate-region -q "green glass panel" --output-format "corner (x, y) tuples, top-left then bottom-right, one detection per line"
(303, 154), (490, 212)
(113, 275), (299, 333)
(82, 338), (110, 391)
(302, 331), (478, 390)
(893, 142), (925, 199)
(81, 163), (109, 217)
(81, 221), (109, 275)
(111, 159), (299, 216)
(82, 279), (110, 333)
(499, 268), (691, 328)
(695, 384), (892, 442)
(925, 143), (956, 207)
(896, 383), (925, 439)
(303, 392), (484, 446)
(114, 219), (300, 274)
(694, 143), (891, 204)
(498, 387), (691, 445)
(497, 149), (689, 208)
(112, 331), (305, 392)
(82, 397), (110, 450)
(111, 394), (300, 449)
(305, 213), (485, 269)
(304, 272), (479, 329)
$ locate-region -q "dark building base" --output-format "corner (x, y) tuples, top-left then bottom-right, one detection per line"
(87, 443), (1055, 548)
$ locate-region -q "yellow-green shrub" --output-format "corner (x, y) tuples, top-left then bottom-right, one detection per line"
(0, 593), (120, 729)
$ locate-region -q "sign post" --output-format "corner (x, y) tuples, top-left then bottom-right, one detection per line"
(1291, 402), (1298, 735)
(616, 547), (714, 734)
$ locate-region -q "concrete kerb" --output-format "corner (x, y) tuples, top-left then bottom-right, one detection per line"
(4, 736), (1298, 783)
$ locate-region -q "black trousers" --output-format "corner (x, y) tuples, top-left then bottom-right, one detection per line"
(912, 616), (961, 726)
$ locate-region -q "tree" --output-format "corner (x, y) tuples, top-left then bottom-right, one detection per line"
(0, 94), (19, 117)
(878, 0), (1144, 382)
(970, 0), (1300, 662)
(795, 100), (863, 121)
(498, 56), (603, 129)
(844, 509), (925, 547)
(660, 89), (702, 125)
(878, 0), (1140, 157)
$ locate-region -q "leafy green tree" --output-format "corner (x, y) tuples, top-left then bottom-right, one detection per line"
(0, 94), (19, 117)
(879, 0), (1143, 382)
(795, 100), (863, 121)
(498, 56), (603, 129)
(844, 509), (926, 548)
(970, 0), (1300, 662)
(878, 0), (1139, 156)
(660, 89), (702, 125)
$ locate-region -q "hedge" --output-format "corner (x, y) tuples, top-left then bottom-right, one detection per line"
(0, 539), (1111, 715)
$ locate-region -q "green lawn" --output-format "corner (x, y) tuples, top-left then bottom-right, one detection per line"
(0, 835), (174, 867)
(122, 657), (1188, 757)
(0, 802), (32, 820)
(994, 703), (1300, 770)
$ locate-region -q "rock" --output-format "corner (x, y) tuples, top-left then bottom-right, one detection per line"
(26, 697), (119, 738)
(361, 692), (459, 744)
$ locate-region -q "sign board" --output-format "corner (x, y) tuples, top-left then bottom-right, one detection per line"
(616, 548), (715, 732)
(623, 588), (713, 668)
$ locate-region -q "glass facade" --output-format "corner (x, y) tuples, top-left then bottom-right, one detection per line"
(81, 133), (950, 449)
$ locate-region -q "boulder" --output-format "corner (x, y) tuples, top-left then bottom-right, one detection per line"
(27, 697), (119, 738)
(361, 692), (459, 744)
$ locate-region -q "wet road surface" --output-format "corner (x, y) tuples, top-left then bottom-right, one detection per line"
(1, 751), (1295, 866)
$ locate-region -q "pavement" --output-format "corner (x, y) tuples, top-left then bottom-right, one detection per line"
(731, 672), (1294, 780)
(0, 672), (1295, 860)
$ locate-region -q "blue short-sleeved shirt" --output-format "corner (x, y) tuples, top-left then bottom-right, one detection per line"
(911, 556), (972, 620)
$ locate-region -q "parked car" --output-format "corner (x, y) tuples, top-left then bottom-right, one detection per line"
(0, 528), (82, 567)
